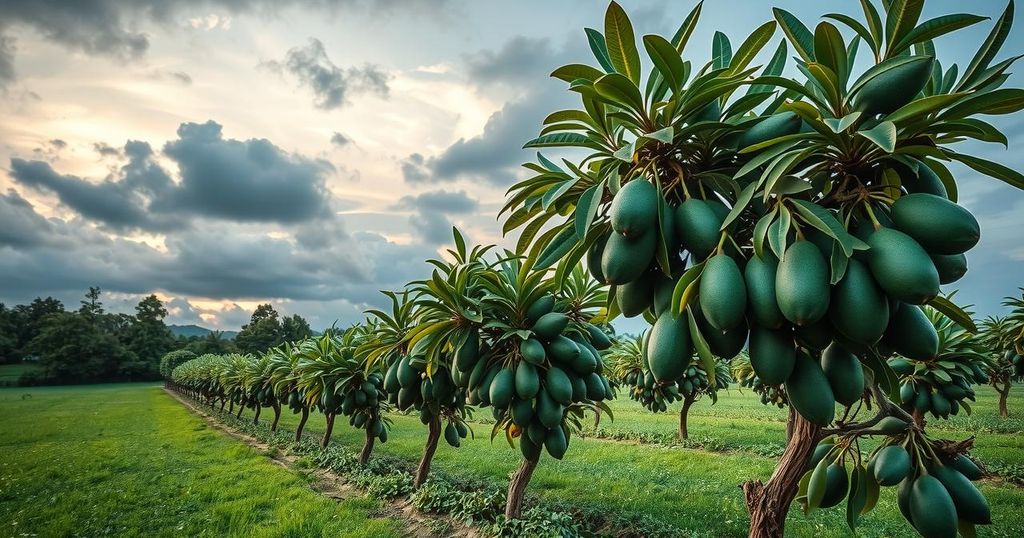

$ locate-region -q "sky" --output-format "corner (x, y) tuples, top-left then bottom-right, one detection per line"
(0, 0), (1022, 333)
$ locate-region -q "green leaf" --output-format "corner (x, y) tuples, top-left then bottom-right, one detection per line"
(523, 132), (594, 149)
(748, 40), (788, 95)
(959, 0), (1014, 90)
(886, 93), (966, 125)
(670, 1), (703, 53)
(686, 309), (718, 389)
(928, 295), (977, 332)
(574, 184), (601, 240)
(753, 208), (777, 259)
(594, 73), (645, 113)
(643, 126), (674, 144)
(643, 34), (686, 94)
(769, 205), (791, 261)
(790, 199), (853, 256)
(712, 31), (732, 70)
(862, 470), (880, 514)
(671, 262), (705, 317)
(946, 151), (1024, 190)
(536, 223), (578, 269)
(727, 21), (777, 76)
(823, 111), (862, 133)
(551, 64), (606, 83)
(943, 88), (1024, 119)
(605, 2), (642, 85)
(773, 7), (816, 63)
(860, 0), (884, 54)
(857, 120), (896, 153)
(721, 181), (757, 230)
(585, 28), (615, 73)
(893, 14), (987, 54)
(806, 455), (831, 512)
(814, 22), (848, 84)
(885, 0), (924, 53)
(824, 13), (877, 58)
(846, 465), (868, 529)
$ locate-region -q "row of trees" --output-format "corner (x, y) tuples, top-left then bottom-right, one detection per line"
(0, 288), (312, 385)
(164, 1), (1022, 536)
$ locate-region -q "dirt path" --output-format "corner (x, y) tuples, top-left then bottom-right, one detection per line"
(165, 390), (479, 538)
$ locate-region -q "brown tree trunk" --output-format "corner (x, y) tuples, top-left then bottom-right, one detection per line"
(912, 408), (925, 428)
(505, 457), (539, 520)
(414, 416), (442, 488)
(321, 413), (336, 448)
(998, 383), (1010, 418)
(359, 427), (376, 465)
(228, 400), (234, 414)
(679, 396), (695, 440)
(743, 412), (821, 538)
(785, 405), (795, 442)
(219, 399), (226, 412)
(253, 405), (262, 425)
(295, 407), (309, 442)
(236, 402), (244, 419)
(270, 402), (282, 432)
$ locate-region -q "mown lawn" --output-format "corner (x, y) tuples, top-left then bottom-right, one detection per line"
(0, 383), (402, 538)
(263, 383), (1024, 538)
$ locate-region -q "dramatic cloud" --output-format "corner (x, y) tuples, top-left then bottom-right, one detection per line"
(266, 38), (389, 110)
(396, 189), (479, 244)
(9, 120), (335, 231)
(0, 189), (54, 248)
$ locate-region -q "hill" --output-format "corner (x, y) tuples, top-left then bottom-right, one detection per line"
(168, 324), (238, 339)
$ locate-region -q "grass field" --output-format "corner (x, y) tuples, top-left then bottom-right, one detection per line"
(1, 383), (1022, 537)
(0, 384), (402, 538)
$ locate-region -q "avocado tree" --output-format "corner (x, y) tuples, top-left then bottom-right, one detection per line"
(982, 296), (1024, 417)
(889, 299), (990, 427)
(607, 333), (731, 439)
(160, 349), (196, 380)
(502, 1), (1022, 535)
(296, 330), (390, 461)
(242, 352), (277, 426)
(267, 342), (312, 440)
(362, 287), (473, 488)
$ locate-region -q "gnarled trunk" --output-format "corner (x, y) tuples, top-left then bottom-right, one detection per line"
(270, 402), (282, 432)
(321, 413), (336, 448)
(998, 383), (1010, 417)
(295, 407), (310, 442)
(505, 457), (538, 520)
(679, 395), (695, 440)
(743, 412), (821, 538)
(359, 426), (376, 465)
(414, 416), (442, 488)
(785, 405), (795, 442)
(912, 408), (925, 428)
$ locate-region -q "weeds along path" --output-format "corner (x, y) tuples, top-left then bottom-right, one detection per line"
(166, 388), (478, 538)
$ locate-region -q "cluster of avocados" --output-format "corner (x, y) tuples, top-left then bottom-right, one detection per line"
(322, 371), (388, 443)
(623, 360), (723, 413)
(450, 295), (613, 461)
(383, 355), (470, 447)
(891, 355), (989, 421)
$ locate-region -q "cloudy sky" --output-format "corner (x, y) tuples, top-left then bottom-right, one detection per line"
(1, 0), (1022, 332)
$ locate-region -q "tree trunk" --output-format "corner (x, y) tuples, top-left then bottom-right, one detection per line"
(321, 413), (336, 448)
(270, 402), (282, 432)
(912, 408), (925, 428)
(253, 405), (262, 425)
(359, 427), (376, 465)
(228, 400), (234, 414)
(414, 416), (442, 488)
(679, 396), (694, 440)
(998, 383), (1010, 418)
(505, 457), (539, 520)
(785, 405), (795, 442)
(219, 399), (226, 412)
(296, 407), (309, 442)
(236, 403), (244, 419)
(743, 412), (821, 538)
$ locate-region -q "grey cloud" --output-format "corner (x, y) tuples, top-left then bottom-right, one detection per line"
(169, 71), (192, 85)
(400, 153), (430, 183)
(465, 36), (558, 88)
(9, 120), (334, 231)
(49, 139), (67, 150)
(330, 132), (351, 146)
(0, 189), (54, 248)
(0, 35), (14, 88)
(395, 189), (478, 245)
(266, 38), (389, 110)
(94, 142), (121, 157)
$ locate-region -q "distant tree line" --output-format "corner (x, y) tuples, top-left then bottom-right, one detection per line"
(0, 287), (312, 386)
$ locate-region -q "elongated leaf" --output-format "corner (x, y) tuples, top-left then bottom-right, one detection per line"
(721, 181), (757, 230)
(643, 34), (685, 94)
(862, 471), (880, 514)
(551, 64), (606, 83)
(642, 126), (674, 143)
(748, 40), (788, 95)
(814, 22), (847, 84)
(860, 0), (884, 54)
(847, 465), (868, 529)
(671, 262), (705, 317)
(773, 8), (815, 62)
(728, 20), (777, 76)
(858, 120), (896, 153)
(947, 152), (1024, 190)
(806, 455), (831, 511)
(943, 88), (1024, 119)
(575, 184), (601, 239)
(791, 199), (853, 256)
(885, 0), (924, 53)
(959, 1), (1014, 90)
(605, 2), (642, 84)
(824, 13), (877, 58)
(687, 309), (718, 388)
(712, 31), (732, 70)
(893, 14), (987, 54)
(670, 1), (703, 53)
(928, 295), (977, 332)
(585, 28), (615, 73)
(523, 132), (594, 149)
(886, 93), (965, 125)
(823, 111), (862, 133)
(536, 223), (578, 269)
(594, 73), (645, 113)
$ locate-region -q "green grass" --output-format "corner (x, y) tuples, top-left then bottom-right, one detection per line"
(0, 384), (402, 538)
(2, 383), (1022, 537)
(262, 383), (1024, 538)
